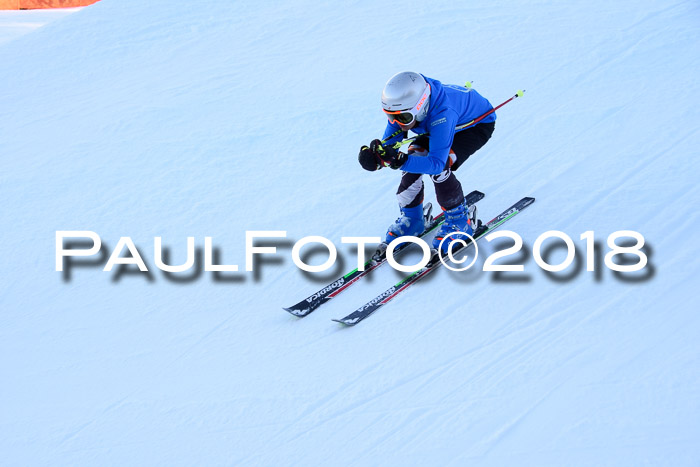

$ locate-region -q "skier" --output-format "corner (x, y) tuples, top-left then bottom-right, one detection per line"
(358, 71), (496, 253)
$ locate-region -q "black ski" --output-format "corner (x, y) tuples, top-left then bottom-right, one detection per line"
(333, 196), (535, 326)
(283, 190), (485, 317)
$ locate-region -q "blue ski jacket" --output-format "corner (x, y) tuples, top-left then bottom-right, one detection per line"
(381, 76), (495, 175)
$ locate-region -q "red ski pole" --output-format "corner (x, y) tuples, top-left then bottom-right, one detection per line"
(382, 89), (525, 149)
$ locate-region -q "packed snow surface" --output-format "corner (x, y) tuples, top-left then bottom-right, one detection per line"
(1, 0), (699, 465)
(0, 8), (80, 46)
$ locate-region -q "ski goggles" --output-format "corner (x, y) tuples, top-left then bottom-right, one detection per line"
(384, 109), (416, 125)
(383, 83), (430, 126)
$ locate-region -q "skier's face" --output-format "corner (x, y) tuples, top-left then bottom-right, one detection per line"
(398, 120), (417, 131)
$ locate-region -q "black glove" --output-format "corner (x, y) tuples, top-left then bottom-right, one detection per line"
(358, 145), (381, 171)
(371, 139), (406, 170)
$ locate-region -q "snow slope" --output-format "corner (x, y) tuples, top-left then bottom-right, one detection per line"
(1, 0), (699, 465)
(0, 8), (80, 46)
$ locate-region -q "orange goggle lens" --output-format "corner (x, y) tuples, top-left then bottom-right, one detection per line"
(383, 110), (415, 125)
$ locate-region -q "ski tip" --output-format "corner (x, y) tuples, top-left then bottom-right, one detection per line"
(332, 319), (354, 326)
(283, 307), (307, 317)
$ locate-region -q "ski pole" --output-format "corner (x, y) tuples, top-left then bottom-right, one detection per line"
(381, 89), (525, 150)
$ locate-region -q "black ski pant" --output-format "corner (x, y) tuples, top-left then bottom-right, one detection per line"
(397, 121), (495, 210)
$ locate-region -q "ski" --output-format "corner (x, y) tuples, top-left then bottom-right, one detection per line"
(283, 190), (485, 317)
(333, 196), (535, 326)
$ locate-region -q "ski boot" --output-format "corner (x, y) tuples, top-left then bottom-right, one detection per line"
(372, 203), (431, 262)
(433, 202), (479, 254)
(384, 203), (429, 243)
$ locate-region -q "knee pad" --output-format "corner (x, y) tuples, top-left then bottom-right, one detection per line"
(407, 144), (428, 156)
(408, 145), (456, 167)
(446, 149), (457, 168)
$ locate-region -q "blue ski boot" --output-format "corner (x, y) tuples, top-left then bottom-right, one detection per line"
(371, 204), (430, 263)
(433, 202), (478, 253)
(384, 204), (426, 244)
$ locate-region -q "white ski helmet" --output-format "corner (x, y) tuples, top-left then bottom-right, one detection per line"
(381, 71), (431, 126)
